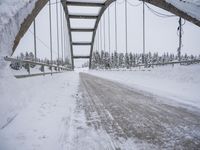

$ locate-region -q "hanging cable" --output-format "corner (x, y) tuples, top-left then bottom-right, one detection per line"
(29, 29), (58, 56)
(127, 0), (142, 7)
(177, 17), (183, 61)
(60, 4), (64, 63)
(63, 11), (66, 63)
(100, 20), (102, 51)
(115, 1), (118, 52)
(103, 14), (106, 51)
(99, 27), (101, 51)
(56, 0), (60, 65)
(97, 27), (99, 52)
(108, 7), (111, 55)
(117, 0), (125, 5)
(33, 19), (37, 60)
(142, 0), (145, 64)
(49, 0), (53, 71)
(125, 0), (128, 54)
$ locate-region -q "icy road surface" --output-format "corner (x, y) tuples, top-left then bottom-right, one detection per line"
(80, 73), (200, 150)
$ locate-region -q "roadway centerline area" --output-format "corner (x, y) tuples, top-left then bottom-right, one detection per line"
(79, 72), (200, 149)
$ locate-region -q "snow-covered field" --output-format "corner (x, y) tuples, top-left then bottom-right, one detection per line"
(88, 64), (200, 109)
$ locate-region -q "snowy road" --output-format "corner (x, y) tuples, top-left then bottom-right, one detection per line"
(80, 73), (200, 149)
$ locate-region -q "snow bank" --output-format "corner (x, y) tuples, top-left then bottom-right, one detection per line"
(166, 0), (200, 21)
(88, 64), (200, 108)
(0, 0), (38, 129)
(0, 72), (79, 150)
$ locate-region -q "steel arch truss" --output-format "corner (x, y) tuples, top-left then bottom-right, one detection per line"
(12, 0), (200, 69)
(61, 0), (116, 69)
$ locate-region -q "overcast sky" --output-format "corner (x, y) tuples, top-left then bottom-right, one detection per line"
(14, 0), (200, 67)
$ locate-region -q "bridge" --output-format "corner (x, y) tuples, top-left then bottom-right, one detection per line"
(1, 1), (200, 149)
(7, 0), (200, 71)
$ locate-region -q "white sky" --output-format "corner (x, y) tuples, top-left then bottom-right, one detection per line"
(14, 0), (200, 67)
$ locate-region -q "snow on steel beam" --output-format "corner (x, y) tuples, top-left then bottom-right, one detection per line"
(143, 0), (200, 27)
(12, 0), (49, 52)
(69, 15), (98, 19)
(66, 1), (104, 7)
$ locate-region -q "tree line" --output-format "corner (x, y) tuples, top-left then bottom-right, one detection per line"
(10, 52), (70, 71)
(83, 51), (200, 69)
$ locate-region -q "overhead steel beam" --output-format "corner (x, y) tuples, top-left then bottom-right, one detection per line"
(69, 15), (98, 19)
(72, 42), (92, 46)
(66, 1), (104, 7)
(89, 0), (116, 69)
(71, 28), (95, 32)
(73, 56), (90, 59)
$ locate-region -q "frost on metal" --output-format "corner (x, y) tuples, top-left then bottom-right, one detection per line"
(0, 0), (37, 57)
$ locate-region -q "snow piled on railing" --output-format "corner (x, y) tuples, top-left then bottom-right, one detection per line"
(166, 0), (200, 21)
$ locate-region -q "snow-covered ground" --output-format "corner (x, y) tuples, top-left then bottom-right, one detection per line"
(88, 64), (200, 109)
(0, 71), (79, 150)
(0, 69), (131, 150)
